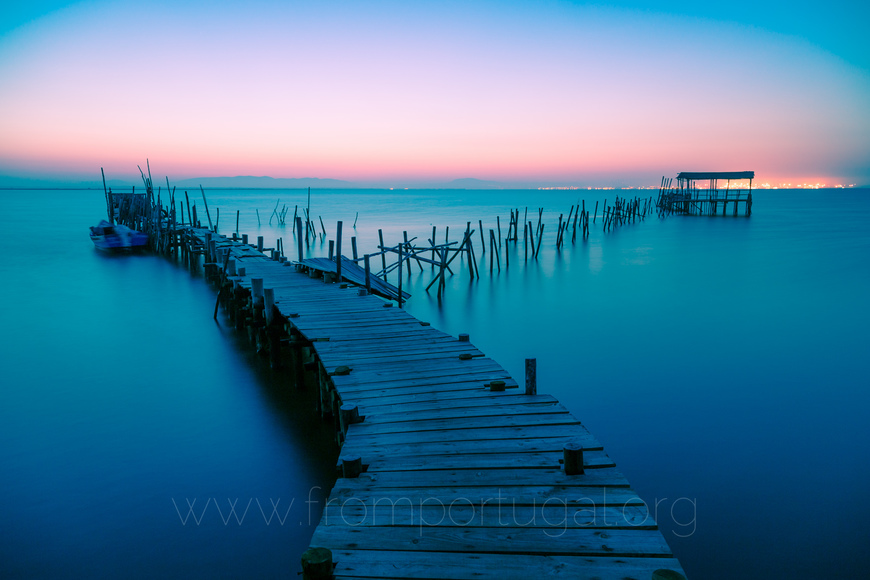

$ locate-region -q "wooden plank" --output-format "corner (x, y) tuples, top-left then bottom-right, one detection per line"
(338, 381), (514, 403)
(351, 387), (525, 410)
(350, 449), (615, 472)
(327, 483), (645, 506)
(339, 468), (630, 488)
(360, 400), (565, 425)
(327, 550), (685, 580)
(339, 434), (604, 462)
(342, 424), (592, 449)
(321, 348), (485, 371)
(345, 412), (579, 436)
(312, 526), (670, 555)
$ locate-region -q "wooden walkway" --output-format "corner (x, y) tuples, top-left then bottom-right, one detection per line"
(185, 226), (686, 580)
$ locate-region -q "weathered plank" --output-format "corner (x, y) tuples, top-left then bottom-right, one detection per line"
(327, 550), (685, 580)
(312, 526), (670, 555)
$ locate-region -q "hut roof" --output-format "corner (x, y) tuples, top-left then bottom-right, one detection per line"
(677, 171), (754, 180)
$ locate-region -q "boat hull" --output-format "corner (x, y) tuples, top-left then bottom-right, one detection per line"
(89, 220), (148, 251)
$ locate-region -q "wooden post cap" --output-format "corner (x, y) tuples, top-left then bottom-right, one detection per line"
(342, 456), (363, 478)
(333, 365), (352, 376)
(652, 570), (686, 580)
(490, 380), (506, 391)
(458, 333), (470, 342)
(358, 289), (368, 296)
(564, 442), (584, 475)
(459, 353), (473, 360)
(301, 546), (333, 580)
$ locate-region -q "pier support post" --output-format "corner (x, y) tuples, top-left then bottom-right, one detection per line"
(342, 456), (363, 478)
(339, 403), (361, 436)
(564, 442), (584, 475)
(364, 254), (371, 294)
(264, 288), (275, 325)
(525, 358), (537, 395)
(251, 278), (264, 302)
(335, 221), (343, 282)
(301, 547), (333, 580)
(257, 236), (264, 252)
(459, 333), (469, 342)
(296, 216), (304, 264)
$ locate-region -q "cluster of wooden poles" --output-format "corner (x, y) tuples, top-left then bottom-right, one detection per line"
(102, 164), (658, 306)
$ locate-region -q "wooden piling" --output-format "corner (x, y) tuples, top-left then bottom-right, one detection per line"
(301, 547), (333, 580)
(525, 358), (537, 395)
(397, 244), (403, 308)
(378, 229), (387, 279)
(364, 254), (371, 294)
(296, 216), (304, 262)
(336, 221), (343, 282)
(564, 442), (584, 475)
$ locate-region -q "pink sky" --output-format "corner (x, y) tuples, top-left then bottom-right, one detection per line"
(1, 0), (868, 186)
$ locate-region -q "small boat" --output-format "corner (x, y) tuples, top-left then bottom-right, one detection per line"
(89, 220), (148, 251)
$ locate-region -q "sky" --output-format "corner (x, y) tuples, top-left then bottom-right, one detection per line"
(1, 0), (868, 187)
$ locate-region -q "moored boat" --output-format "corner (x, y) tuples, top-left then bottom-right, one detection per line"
(89, 220), (148, 251)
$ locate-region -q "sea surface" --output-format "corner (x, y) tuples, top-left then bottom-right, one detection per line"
(1, 187), (868, 579)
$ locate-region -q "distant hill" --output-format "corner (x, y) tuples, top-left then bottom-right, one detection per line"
(0, 175), (103, 189)
(444, 178), (505, 189)
(174, 176), (351, 189)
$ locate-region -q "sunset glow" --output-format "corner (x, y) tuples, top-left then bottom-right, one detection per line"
(1, 0), (868, 186)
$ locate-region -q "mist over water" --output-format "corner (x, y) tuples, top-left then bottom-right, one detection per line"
(1, 187), (868, 579)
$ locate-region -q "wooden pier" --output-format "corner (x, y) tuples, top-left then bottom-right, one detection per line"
(175, 226), (688, 580)
(98, 168), (686, 579)
(657, 171), (754, 217)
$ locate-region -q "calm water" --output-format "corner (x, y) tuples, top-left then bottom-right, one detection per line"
(1, 187), (868, 579)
